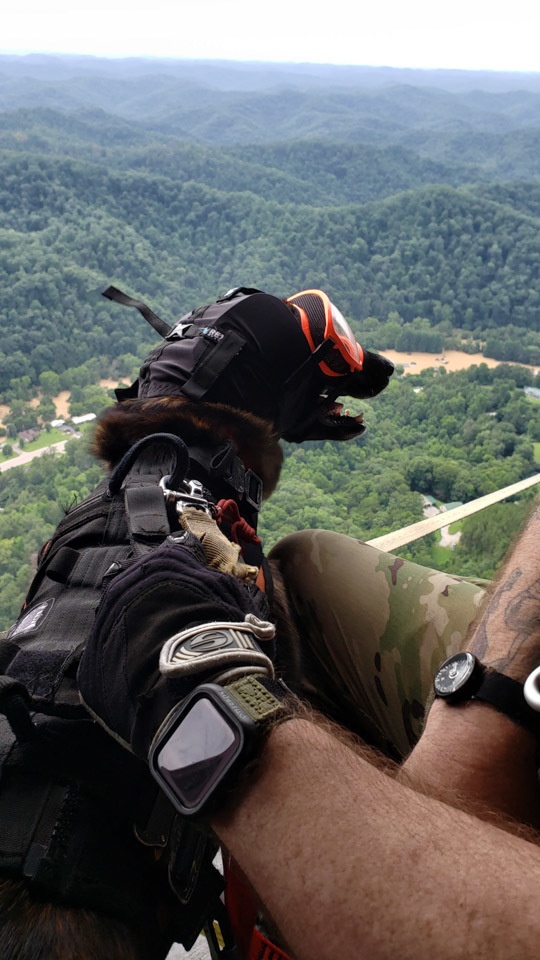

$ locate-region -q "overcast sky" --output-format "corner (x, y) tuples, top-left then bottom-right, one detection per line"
(1, 0), (539, 73)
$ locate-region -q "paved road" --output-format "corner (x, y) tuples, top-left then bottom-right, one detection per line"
(0, 439), (70, 472)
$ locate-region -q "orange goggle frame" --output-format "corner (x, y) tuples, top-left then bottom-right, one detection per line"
(286, 289), (364, 377)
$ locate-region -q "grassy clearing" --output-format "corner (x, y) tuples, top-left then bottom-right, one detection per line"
(431, 543), (450, 566)
(22, 428), (68, 451)
(1, 429), (68, 462)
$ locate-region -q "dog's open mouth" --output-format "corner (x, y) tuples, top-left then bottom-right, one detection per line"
(284, 395), (365, 442)
(314, 397), (365, 441)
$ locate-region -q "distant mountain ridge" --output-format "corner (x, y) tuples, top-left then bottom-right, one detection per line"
(1, 54), (539, 92)
(1, 146), (539, 390)
(1, 64), (539, 144)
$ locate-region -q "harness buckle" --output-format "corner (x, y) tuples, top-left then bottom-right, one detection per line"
(244, 470), (263, 511)
(160, 476), (214, 518)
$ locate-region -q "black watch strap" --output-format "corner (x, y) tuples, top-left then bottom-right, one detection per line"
(434, 654), (540, 742)
(473, 668), (540, 739)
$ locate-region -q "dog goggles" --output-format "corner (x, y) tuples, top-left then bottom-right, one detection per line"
(286, 290), (364, 377)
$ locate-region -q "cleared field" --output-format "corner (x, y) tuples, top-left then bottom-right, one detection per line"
(382, 349), (538, 375)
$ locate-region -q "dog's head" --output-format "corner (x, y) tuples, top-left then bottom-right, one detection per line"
(114, 286), (393, 443)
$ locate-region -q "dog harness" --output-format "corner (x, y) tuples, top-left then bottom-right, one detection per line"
(0, 432), (273, 954)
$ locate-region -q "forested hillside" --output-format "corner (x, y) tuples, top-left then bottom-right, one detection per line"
(1, 152), (539, 391)
(0, 55), (539, 626)
(0, 55), (539, 394)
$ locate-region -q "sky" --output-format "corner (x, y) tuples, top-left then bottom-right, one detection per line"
(1, 0), (539, 74)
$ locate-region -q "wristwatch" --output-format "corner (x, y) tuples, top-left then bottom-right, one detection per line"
(149, 615), (294, 818)
(149, 674), (292, 817)
(433, 652), (540, 739)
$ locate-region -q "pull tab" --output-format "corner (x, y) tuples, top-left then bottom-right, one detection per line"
(108, 433), (190, 495)
(102, 286), (172, 338)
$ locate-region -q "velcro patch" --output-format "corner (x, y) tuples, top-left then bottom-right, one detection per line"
(8, 599), (55, 639)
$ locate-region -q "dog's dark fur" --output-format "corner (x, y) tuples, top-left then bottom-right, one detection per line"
(91, 395), (284, 499)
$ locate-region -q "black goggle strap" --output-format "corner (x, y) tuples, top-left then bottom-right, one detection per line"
(282, 340), (335, 392)
(276, 344), (335, 436)
(102, 286), (173, 338)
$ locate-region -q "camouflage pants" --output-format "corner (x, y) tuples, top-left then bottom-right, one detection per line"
(270, 530), (490, 759)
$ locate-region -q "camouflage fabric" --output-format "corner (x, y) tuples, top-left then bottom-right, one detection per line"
(270, 530), (490, 759)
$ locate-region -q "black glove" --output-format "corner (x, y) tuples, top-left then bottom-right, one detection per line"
(78, 533), (275, 760)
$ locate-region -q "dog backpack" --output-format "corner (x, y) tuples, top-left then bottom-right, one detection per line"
(0, 431), (273, 954)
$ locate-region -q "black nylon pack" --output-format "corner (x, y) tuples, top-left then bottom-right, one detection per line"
(0, 433), (227, 948)
(3, 438), (178, 715)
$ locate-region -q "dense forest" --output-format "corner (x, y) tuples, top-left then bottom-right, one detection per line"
(0, 55), (539, 626)
(1, 56), (540, 395)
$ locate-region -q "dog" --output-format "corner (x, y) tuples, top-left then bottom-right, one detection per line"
(0, 285), (393, 960)
(92, 284), (394, 689)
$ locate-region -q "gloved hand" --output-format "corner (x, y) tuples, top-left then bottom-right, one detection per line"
(77, 532), (276, 760)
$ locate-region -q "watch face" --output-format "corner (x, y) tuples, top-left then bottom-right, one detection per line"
(434, 652), (477, 698)
(149, 684), (257, 817)
(155, 697), (241, 810)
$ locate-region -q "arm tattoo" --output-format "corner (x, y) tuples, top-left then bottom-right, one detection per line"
(470, 568), (540, 676)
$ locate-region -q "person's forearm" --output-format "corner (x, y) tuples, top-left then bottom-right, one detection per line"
(467, 497), (540, 682)
(399, 697), (540, 825)
(401, 498), (540, 825)
(213, 718), (540, 960)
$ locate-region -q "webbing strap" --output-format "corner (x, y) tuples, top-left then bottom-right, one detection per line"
(167, 817), (225, 949)
(178, 507), (259, 583)
(108, 433), (189, 496)
(189, 441), (247, 494)
(189, 442), (263, 512)
(102, 286), (172, 338)
(248, 929), (293, 960)
(124, 479), (171, 556)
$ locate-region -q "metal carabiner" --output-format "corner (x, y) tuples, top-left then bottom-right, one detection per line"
(159, 475), (213, 518)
